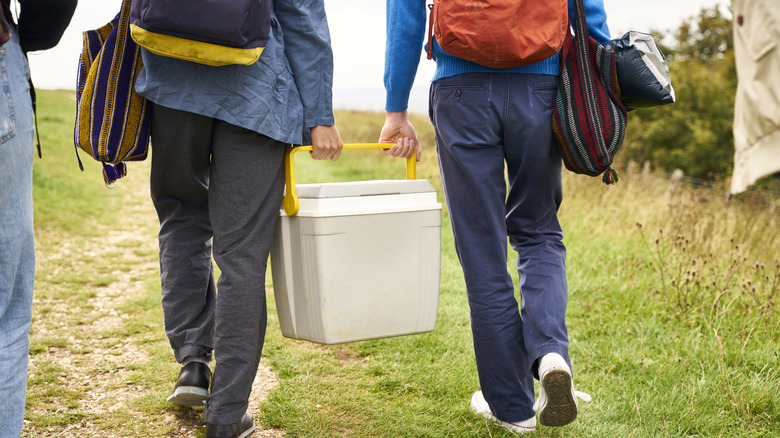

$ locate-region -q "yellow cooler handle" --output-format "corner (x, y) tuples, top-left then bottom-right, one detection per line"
(283, 143), (417, 216)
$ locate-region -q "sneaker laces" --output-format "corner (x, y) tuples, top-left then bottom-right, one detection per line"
(574, 389), (592, 403)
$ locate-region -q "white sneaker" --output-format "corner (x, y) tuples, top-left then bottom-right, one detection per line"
(471, 391), (536, 434)
(533, 353), (591, 427)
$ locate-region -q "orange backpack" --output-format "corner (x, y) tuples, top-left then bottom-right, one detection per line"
(427, 0), (569, 69)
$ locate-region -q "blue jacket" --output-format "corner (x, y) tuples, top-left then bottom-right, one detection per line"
(385, 0), (612, 112)
(135, 0), (334, 145)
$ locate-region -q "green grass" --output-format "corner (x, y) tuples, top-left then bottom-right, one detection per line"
(24, 90), (779, 437)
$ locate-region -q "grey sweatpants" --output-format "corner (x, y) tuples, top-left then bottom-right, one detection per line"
(149, 104), (286, 425)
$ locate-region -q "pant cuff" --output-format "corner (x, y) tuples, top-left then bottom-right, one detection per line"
(529, 343), (570, 380)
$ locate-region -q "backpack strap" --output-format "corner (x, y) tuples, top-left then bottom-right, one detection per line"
(426, 2), (434, 60)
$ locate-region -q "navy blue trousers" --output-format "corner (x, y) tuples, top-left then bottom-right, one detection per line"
(429, 73), (571, 422)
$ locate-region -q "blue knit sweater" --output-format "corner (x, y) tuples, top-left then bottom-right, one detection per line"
(384, 0), (612, 112)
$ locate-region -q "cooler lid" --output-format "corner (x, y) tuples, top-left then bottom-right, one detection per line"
(295, 179), (435, 199)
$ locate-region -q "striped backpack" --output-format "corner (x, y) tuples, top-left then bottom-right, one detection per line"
(74, 0), (151, 185)
(552, 0), (628, 184)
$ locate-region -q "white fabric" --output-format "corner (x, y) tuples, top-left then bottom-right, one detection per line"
(730, 0), (780, 194)
(629, 32), (675, 100)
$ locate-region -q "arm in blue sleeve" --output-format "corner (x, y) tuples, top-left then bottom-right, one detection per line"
(275, 0), (335, 128)
(570, 0), (612, 45)
(384, 0), (427, 112)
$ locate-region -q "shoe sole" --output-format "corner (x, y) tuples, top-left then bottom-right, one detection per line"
(167, 386), (208, 407)
(538, 369), (577, 427)
(238, 424), (256, 438)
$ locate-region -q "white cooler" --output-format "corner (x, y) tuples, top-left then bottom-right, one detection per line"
(270, 178), (442, 344)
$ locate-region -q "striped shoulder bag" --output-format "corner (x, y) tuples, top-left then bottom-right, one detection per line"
(74, 0), (151, 185)
(552, 0), (627, 184)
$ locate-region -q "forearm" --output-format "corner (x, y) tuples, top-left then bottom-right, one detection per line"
(17, 0), (77, 51)
(571, 0), (612, 44)
(384, 0), (427, 112)
(275, 0), (335, 128)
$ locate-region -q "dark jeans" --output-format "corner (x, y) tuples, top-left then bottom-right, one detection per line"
(430, 73), (571, 422)
(150, 104), (286, 425)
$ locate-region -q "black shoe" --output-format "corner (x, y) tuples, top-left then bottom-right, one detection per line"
(206, 410), (255, 438)
(167, 361), (211, 407)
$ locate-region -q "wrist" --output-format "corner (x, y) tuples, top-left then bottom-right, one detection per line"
(385, 110), (409, 123)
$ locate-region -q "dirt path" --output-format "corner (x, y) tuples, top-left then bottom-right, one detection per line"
(25, 162), (284, 437)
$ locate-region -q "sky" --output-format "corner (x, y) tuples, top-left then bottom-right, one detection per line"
(20, 0), (727, 114)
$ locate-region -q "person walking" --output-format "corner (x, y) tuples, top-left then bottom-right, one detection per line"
(134, 1), (343, 437)
(380, 0), (612, 433)
(1, 1), (76, 437)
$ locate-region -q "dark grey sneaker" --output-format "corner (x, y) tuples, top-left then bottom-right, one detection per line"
(206, 410), (255, 438)
(167, 361), (211, 407)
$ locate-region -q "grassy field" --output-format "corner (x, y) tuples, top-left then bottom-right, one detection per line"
(23, 90), (779, 437)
